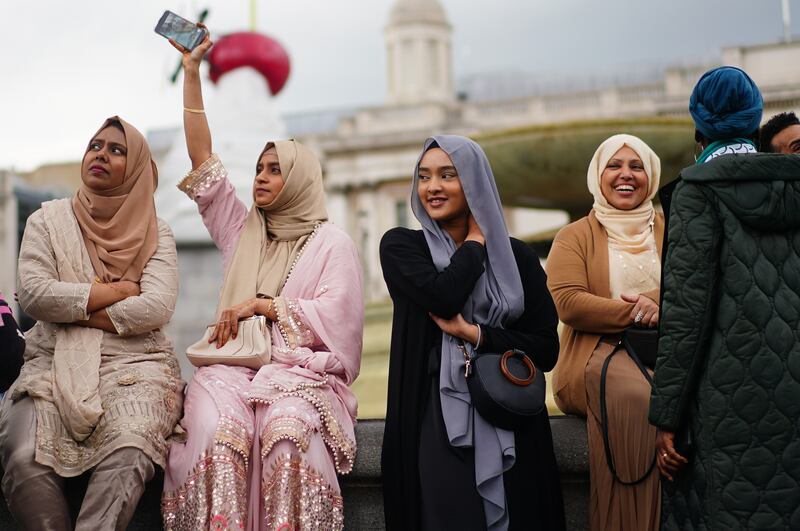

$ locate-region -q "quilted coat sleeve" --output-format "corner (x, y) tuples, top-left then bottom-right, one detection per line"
(649, 181), (721, 431)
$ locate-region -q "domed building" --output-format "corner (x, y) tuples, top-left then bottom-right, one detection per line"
(142, 0), (800, 397)
(9, 0), (798, 413)
(301, 0), (800, 303)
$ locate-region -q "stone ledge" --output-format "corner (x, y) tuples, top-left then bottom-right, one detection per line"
(0, 416), (589, 530)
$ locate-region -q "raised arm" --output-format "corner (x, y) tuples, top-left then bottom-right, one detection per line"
(177, 155), (248, 259)
(170, 27), (214, 169)
(168, 27), (248, 258)
(649, 182), (720, 431)
(380, 227), (486, 319)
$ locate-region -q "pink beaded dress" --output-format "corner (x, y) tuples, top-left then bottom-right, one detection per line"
(161, 151), (363, 531)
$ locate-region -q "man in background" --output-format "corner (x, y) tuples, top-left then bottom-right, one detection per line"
(760, 111), (800, 154)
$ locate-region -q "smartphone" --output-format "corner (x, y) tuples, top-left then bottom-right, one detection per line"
(154, 10), (207, 51)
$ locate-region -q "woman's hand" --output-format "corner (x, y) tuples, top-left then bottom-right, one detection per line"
(429, 312), (481, 346)
(86, 281), (139, 313)
(112, 280), (140, 298)
(74, 309), (119, 334)
(168, 23), (213, 72)
(171, 23), (214, 169)
(621, 293), (659, 328)
(655, 430), (688, 481)
(465, 213), (485, 246)
(209, 298), (257, 348)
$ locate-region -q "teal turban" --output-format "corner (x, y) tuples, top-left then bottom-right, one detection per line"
(689, 66), (763, 141)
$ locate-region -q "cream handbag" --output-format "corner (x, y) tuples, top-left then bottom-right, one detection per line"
(186, 315), (272, 370)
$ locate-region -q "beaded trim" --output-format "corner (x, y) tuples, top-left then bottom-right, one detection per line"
(213, 414), (252, 468)
(283, 221), (324, 286)
(249, 379), (356, 475)
(275, 221), (324, 346)
(274, 298), (318, 349)
(260, 416), (314, 458)
(176, 153), (226, 200)
(262, 452), (344, 530)
(161, 445), (248, 531)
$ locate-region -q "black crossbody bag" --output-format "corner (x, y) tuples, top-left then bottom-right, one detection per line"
(459, 343), (546, 430)
(599, 327), (694, 485)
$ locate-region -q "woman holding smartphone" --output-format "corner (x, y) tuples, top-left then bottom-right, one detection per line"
(161, 28), (364, 531)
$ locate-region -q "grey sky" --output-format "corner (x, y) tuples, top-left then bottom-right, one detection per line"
(0, 0), (796, 171)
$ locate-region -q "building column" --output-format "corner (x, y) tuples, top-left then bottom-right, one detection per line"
(0, 172), (17, 307)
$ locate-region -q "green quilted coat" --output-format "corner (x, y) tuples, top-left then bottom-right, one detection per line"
(649, 153), (800, 530)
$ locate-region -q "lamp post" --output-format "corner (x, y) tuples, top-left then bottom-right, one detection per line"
(783, 0), (792, 43)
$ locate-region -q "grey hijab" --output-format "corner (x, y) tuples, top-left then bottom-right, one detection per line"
(411, 135), (525, 531)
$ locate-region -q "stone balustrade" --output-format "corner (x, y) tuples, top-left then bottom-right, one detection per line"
(0, 416), (589, 530)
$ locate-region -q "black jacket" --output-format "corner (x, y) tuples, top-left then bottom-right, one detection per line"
(379, 227), (565, 531)
(0, 296), (25, 392)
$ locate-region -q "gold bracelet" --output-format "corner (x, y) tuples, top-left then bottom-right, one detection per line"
(183, 107), (205, 114)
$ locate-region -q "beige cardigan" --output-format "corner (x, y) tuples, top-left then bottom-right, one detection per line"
(546, 210), (664, 415)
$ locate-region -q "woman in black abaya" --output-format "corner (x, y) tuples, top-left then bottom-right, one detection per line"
(380, 135), (565, 531)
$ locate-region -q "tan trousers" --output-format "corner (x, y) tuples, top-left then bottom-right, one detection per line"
(585, 340), (661, 531)
(0, 398), (155, 531)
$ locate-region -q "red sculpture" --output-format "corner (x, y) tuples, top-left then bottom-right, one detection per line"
(207, 32), (290, 95)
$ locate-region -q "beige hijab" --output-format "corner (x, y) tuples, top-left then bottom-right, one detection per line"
(71, 116), (159, 283)
(217, 140), (328, 312)
(587, 134), (661, 253)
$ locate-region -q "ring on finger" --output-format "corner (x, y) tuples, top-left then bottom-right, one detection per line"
(634, 310), (645, 323)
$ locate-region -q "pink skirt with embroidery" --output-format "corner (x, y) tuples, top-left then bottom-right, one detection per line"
(161, 364), (355, 531)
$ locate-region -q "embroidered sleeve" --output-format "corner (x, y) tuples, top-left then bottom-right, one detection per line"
(176, 154), (248, 262)
(105, 221), (178, 337)
(17, 210), (91, 323)
(273, 297), (322, 349)
(177, 153), (227, 201)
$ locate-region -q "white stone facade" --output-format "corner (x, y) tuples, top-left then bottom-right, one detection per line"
(0, 172), (17, 304)
(385, 0), (453, 105)
(306, 0), (800, 302)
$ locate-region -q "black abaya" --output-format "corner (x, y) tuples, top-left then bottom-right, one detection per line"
(380, 227), (566, 531)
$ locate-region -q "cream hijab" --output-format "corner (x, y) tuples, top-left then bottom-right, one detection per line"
(217, 140), (328, 311)
(72, 116), (159, 283)
(587, 134), (661, 253)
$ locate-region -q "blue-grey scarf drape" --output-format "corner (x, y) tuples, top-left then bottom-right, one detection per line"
(410, 135), (524, 531)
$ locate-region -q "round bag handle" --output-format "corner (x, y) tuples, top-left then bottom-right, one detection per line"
(500, 350), (536, 386)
